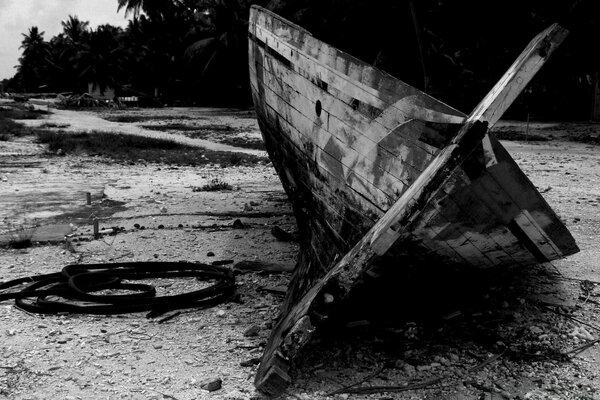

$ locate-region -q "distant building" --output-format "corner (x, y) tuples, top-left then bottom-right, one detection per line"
(87, 83), (115, 100)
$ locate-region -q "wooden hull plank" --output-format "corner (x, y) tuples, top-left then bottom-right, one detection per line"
(415, 152), (529, 266)
(251, 12), (466, 124)
(255, 97), (383, 223)
(251, 25), (458, 154)
(250, 48), (439, 178)
(251, 78), (398, 210)
(249, 64), (425, 199)
(249, 69), (405, 201)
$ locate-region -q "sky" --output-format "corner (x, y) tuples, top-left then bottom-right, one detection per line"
(0, 0), (131, 80)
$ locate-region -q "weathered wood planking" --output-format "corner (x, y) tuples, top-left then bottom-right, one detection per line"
(252, 80), (395, 210)
(250, 10), (466, 154)
(249, 50), (432, 190)
(255, 103), (381, 228)
(252, 12), (465, 125)
(248, 5), (579, 396)
(251, 22), (461, 160)
(254, 94), (381, 239)
(421, 133), (577, 264)
(250, 73), (398, 209)
(423, 174), (531, 266)
(250, 59), (431, 182)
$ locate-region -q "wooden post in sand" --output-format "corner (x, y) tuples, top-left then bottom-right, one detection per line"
(93, 219), (99, 239)
(86, 192), (92, 206)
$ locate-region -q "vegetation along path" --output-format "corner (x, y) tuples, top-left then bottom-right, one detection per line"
(19, 107), (267, 157)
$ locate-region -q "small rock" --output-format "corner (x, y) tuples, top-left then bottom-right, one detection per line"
(201, 378), (222, 392)
(243, 203), (254, 212)
(512, 312), (523, 320)
(224, 390), (247, 399)
(244, 325), (260, 337)
(434, 356), (450, 366)
(207, 251), (215, 257)
(529, 325), (544, 335)
(160, 206), (168, 213)
(271, 226), (294, 242)
(232, 219), (245, 229)
(240, 357), (261, 367)
(323, 293), (334, 304)
(403, 364), (416, 376)
(134, 223), (140, 229)
(494, 340), (507, 352)
(571, 326), (594, 341)
(157, 224), (164, 229)
(216, 310), (226, 318)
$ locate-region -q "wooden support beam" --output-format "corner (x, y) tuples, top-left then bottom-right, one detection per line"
(470, 23), (568, 127)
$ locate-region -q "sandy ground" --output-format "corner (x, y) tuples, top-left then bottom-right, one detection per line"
(1, 106), (600, 400)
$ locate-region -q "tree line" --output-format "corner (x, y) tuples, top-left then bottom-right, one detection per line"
(4, 0), (256, 106)
(3, 0), (598, 118)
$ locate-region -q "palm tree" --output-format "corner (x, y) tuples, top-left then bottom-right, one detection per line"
(184, 0), (249, 72)
(117, 0), (183, 20)
(79, 24), (126, 94)
(20, 27), (46, 54)
(17, 26), (49, 92)
(117, 0), (145, 17)
(61, 15), (90, 45)
(55, 15), (91, 92)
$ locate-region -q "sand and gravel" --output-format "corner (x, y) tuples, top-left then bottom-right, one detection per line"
(1, 105), (600, 399)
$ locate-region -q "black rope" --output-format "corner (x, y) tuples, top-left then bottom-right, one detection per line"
(0, 262), (235, 315)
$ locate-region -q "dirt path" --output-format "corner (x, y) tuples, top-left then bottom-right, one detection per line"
(19, 107), (267, 157)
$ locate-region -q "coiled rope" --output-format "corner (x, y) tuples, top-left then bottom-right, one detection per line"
(0, 262), (235, 315)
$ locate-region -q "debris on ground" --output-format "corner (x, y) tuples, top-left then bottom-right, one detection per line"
(201, 378), (222, 392)
(1, 105), (599, 399)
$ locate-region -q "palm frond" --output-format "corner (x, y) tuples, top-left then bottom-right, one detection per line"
(184, 36), (217, 59)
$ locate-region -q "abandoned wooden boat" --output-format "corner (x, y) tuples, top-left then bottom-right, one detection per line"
(248, 5), (579, 395)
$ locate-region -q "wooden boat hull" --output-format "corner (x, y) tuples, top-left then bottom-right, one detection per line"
(248, 5), (578, 395)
